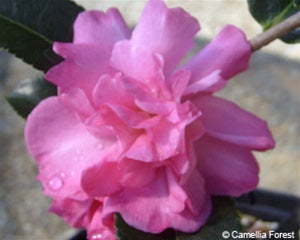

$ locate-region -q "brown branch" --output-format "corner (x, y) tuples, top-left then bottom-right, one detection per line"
(249, 12), (300, 52)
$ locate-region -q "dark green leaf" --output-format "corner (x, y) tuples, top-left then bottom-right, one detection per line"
(0, 0), (84, 71)
(293, 0), (300, 8)
(247, 0), (292, 29)
(115, 214), (175, 240)
(6, 78), (56, 118)
(176, 197), (241, 240)
(279, 9), (300, 43)
(247, 0), (300, 43)
(0, 0), (84, 42)
(0, 15), (62, 71)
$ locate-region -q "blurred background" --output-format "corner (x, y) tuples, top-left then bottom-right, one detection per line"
(0, 0), (299, 239)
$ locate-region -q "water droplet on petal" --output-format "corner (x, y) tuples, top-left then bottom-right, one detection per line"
(75, 149), (85, 161)
(60, 172), (66, 178)
(70, 170), (75, 176)
(97, 143), (103, 150)
(92, 233), (102, 239)
(48, 176), (63, 191)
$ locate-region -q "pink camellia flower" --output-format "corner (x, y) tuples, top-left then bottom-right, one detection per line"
(25, 0), (275, 239)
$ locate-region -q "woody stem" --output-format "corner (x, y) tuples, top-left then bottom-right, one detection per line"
(249, 12), (300, 52)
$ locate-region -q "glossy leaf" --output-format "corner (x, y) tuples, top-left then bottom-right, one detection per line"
(0, 0), (84, 71)
(0, 0), (84, 42)
(248, 0), (300, 43)
(0, 16), (61, 71)
(6, 78), (56, 118)
(115, 197), (241, 240)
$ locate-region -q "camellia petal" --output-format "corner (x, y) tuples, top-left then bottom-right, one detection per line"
(126, 134), (155, 162)
(152, 119), (182, 160)
(87, 203), (116, 240)
(183, 70), (227, 96)
(81, 162), (123, 198)
(119, 160), (158, 188)
(192, 95), (275, 150)
(25, 97), (116, 200)
(50, 198), (116, 240)
(53, 42), (111, 74)
(104, 168), (210, 233)
(73, 9), (131, 47)
(132, 0), (200, 76)
(59, 88), (95, 118)
(110, 40), (166, 94)
(169, 70), (191, 100)
(46, 60), (100, 99)
(182, 168), (208, 216)
(107, 104), (149, 128)
(184, 25), (251, 84)
(196, 135), (259, 197)
(92, 74), (135, 109)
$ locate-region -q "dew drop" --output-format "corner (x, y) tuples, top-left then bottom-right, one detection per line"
(48, 176), (63, 191)
(60, 172), (66, 178)
(92, 233), (102, 239)
(75, 149), (85, 161)
(97, 143), (103, 150)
